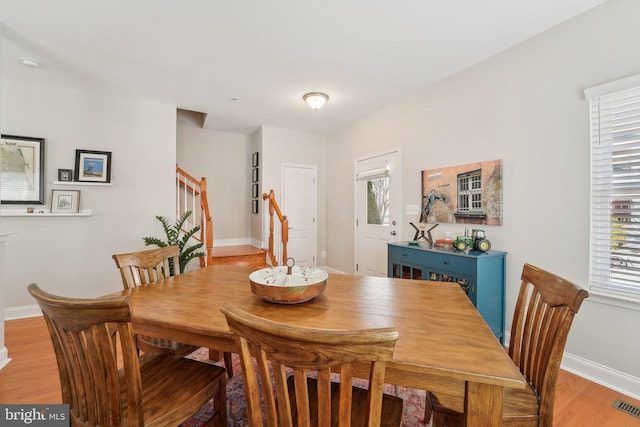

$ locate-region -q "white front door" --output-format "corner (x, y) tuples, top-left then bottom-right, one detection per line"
(282, 164), (317, 267)
(355, 150), (401, 276)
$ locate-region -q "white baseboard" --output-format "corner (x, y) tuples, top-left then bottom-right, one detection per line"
(0, 345), (10, 370)
(5, 304), (42, 320)
(504, 331), (640, 401)
(317, 265), (347, 274)
(562, 352), (640, 401)
(214, 238), (253, 247)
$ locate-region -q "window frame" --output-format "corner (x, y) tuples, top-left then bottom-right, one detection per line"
(585, 73), (640, 310)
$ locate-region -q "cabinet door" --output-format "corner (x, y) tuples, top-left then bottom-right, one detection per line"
(391, 261), (424, 280)
(424, 266), (474, 299)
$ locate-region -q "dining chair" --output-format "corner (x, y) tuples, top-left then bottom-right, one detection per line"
(28, 283), (227, 427)
(425, 263), (589, 427)
(112, 245), (234, 377)
(220, 303), (404, 427)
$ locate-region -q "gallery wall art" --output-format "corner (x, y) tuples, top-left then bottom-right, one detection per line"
(421, 159), (503, 226)
(0, 134), (45, 204)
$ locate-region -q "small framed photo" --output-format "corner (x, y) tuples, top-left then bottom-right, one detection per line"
(58, 168), (73, 182)
(252, 183), (259, 198)
(74, 149), (111, 183)
(252, 167), (259, 183)
(51, 189), (80, 213)
(252, 199), (259, 214)
(252, 151), (259, 167)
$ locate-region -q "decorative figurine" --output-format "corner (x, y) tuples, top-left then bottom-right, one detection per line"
(410, 189), (447, 245)
(453, 229), (491, 252)
(410, 221), (439, 245)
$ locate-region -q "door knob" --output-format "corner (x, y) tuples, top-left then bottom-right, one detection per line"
(390, 231), (397, 236)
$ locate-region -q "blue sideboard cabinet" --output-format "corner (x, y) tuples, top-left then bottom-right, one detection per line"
(387, 242), (506, 343)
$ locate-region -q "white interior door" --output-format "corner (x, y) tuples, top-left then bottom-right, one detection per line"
(355, 150), (401, 276)
(282, 164), (317, 267)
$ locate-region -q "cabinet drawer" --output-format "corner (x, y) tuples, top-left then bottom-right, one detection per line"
(388, 246), (427, 266)
(419, 252), (475, 275)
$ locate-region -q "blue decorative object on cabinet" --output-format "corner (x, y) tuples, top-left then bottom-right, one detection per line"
(388, 242), (506, 343)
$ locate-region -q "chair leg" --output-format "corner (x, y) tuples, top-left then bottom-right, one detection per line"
(209, 348), (234, 378)
(424, 393), (432, 425)
(433, 412), (447, 427)
(202, 374), (227, 427)
(223, 351), (234, 378)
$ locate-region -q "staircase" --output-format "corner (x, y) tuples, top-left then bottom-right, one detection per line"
(176, 164), (269, 268)
(209, 245), (269, 267)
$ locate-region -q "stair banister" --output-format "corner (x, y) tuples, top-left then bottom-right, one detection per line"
(176, 164), (213, 266)
(263, 189), (288, 266)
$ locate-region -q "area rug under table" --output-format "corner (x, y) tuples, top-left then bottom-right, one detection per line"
(182, 348), (430, 427)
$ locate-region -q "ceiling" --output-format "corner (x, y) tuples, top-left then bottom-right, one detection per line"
(0, 0), (608, 134)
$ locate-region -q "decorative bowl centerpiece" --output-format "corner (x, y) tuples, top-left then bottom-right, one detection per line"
(249, 258), (328, 304)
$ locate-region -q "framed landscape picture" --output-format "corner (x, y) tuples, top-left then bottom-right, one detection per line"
(74, 149), (111, 183)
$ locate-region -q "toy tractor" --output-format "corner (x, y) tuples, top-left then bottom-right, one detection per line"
(453, 229), (491, 252)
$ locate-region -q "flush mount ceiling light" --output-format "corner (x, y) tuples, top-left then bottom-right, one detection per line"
(303, 92), (329, 110)
(20, 58), (40, 68)
(20, 57), (40, 68)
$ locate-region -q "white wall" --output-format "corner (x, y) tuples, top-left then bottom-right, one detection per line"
(258, 125), (328, 263)
(0, 79), (176, 311)
(177, 110), (252, 245)
(327, 0), (640, 397)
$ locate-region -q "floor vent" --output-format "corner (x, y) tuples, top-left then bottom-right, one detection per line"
(613, 399), (640, 419)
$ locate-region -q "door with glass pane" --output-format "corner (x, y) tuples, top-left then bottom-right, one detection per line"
(355, 150), (400, 276)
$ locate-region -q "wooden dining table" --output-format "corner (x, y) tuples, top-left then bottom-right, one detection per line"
(113, 264), (526, 426)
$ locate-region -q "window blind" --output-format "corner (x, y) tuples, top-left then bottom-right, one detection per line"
(588, 82), (640, 298)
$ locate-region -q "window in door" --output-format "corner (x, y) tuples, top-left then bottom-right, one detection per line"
(366, 177), (390, 226)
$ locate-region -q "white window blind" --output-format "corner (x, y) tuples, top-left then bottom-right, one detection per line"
(587, 77), (640, 299)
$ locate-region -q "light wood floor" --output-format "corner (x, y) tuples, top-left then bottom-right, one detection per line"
(2, 316), (640, 426)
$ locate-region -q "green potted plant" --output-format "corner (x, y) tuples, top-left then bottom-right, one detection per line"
(142, 210), (205, 274)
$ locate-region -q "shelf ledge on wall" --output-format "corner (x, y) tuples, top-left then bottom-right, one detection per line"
(0, 209), (93, 217)
(53, 181), (112, 187)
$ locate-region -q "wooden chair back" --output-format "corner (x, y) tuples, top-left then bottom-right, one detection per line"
(112, 245), (180, 289)
(29, 283), (228, 427)
(220, 303), (400, 427)
(508, 263), (589, 426)
(28, 283), (145, 426)
(112, 245), (200, 356)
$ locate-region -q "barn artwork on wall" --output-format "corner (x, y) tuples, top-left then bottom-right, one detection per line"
(421, 159), (503, 226)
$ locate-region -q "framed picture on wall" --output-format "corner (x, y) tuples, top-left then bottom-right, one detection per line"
(252, 183), (259, 198)
(74, 149), (112, 183)
(252, 151), (259, 167)
(252, 199), (259, 214)
(50, 189), (80, 213)
(0, 134), (45, 204)
(252, 167), (259, 183)
(58, 169), (73, 182)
